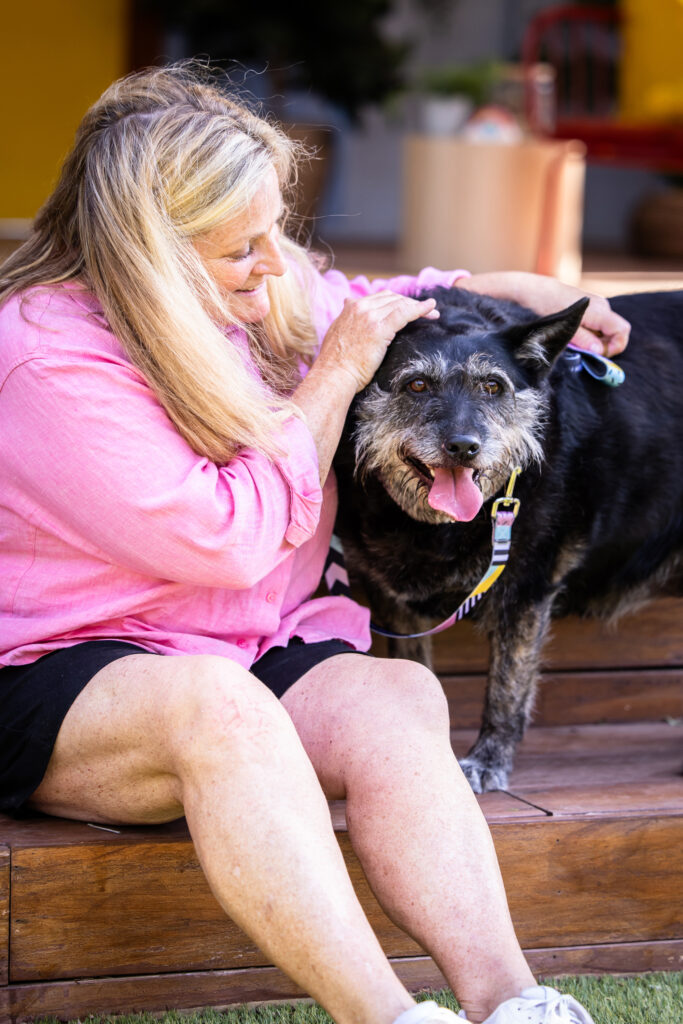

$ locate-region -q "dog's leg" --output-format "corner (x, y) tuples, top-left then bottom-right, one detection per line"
(458, 597), (554, 793)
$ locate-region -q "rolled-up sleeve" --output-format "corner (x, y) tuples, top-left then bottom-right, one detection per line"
(1, 352), (323, 589)
(346, 265), (470, 298)
(277, 415), (323, 548)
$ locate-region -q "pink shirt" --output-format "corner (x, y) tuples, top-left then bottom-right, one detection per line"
(0, 263), (464, 669)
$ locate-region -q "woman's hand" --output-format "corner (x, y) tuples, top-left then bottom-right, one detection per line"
(316, 290), (440, 393)
(291, 291), (438, 486)
(458, 271), (630, 357)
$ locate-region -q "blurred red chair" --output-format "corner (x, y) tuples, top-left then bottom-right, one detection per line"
(522, 3), (683, 172)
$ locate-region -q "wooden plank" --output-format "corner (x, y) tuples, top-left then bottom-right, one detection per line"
(0, 846), (8, 1024)
(534, 598), (683, 671)
(422, 597), (683, 675)
(495, 815), (683, 948)
(506, 722), (683, 795)
(514, 780), (683, 820)
(0, 962), (441, 1022)
(9, 832), (428, 982)
(0, 847), (8, 987)
(535, 669), (683, 726)
(442, 669), (683, 730)
(5, 941), (683, 1022)
(10, 809), (683, 982)
(509, 722), (683, 820)
(11, 839), (267, 981)
(0, 814), (188, 850)
(5, 964), (306, 1022)
(525, 937), (683, 977)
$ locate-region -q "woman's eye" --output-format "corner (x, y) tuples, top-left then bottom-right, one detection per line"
(482, 379), (502, 395)
(225, 245), (253, 261)
(408, 378), (428, 393)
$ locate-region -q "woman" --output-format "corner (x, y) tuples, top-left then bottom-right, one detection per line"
(0, 64), (627, 1024)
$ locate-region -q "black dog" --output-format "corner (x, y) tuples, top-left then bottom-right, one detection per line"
(334, 287), (683, 792)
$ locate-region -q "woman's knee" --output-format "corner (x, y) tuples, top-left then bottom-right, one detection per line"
(164, 654), (298, 773)
(290, 654), (451, 749)
(361, 657), (451, 733)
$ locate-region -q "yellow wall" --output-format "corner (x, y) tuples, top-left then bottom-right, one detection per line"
(620, 0), (683, 122)
(0, 0), (128, 219)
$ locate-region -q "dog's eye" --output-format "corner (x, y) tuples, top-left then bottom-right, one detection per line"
(482, 379), (502, 396)
(407, 378), (428, 393)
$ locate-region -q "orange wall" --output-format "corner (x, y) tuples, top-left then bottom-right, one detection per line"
(0, 1), (129, 219)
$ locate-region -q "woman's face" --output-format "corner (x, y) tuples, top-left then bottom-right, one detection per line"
(194, 165), (287, 323)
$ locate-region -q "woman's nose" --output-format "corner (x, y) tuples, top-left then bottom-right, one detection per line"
(255, 231), (287, 277)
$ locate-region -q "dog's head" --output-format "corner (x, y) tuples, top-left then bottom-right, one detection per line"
(350, 288), (588, 524)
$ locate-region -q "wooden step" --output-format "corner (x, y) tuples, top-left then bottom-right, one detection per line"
(1, 721), (681, 1023)
(429, 597), (683, 676)
(399, 597), (683, 728)
(441, 668), (683, 729)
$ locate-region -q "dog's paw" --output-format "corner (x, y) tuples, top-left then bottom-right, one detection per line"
(458, 756), (510, 793)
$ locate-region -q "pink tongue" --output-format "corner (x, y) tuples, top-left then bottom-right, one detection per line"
(427, 467), (483, 521)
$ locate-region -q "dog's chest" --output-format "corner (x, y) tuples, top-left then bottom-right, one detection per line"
(349, 515), (491, 612)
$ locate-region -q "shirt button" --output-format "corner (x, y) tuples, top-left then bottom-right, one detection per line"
(236, 638), (248, 649)
(266, 591), (277, 603)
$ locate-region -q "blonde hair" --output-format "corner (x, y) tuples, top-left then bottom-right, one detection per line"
(0, 62), (320, 461)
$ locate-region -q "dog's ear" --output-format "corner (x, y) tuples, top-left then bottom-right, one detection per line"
(505, 298), (590, 374)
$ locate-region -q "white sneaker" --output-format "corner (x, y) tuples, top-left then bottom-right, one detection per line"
(395, 1000), (466, 1024)
(456, 986), (594, 1024)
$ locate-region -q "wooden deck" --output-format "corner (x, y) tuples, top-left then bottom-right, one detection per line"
(1, 599), (682, 1023)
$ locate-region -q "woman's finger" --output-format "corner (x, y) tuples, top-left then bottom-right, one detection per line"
(574, 300), (631, 356)
(377, 295), (439, 331)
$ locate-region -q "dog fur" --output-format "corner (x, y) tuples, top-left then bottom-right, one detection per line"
(334, 286), (683, 792)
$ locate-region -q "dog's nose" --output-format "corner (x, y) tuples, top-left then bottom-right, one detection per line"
(444, 434), (481, 458)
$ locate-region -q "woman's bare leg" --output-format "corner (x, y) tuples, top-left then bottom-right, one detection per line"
(29, 652), (419, 1024)
(282, 654), (536, 1024)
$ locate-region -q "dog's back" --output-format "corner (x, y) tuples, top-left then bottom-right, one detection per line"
(514, 290), (683, 616)
(538, 291), (683, 614)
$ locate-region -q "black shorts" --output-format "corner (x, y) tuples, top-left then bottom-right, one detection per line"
(0, 637), (362, 816)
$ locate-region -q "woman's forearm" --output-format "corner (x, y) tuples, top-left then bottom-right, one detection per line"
(456, 271), (630, 355)
(291, 360), (359, 486)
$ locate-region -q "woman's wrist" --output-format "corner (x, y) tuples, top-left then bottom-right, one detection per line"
(296, 353), (360, 404)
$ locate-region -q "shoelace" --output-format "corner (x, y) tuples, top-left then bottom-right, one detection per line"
(525, 989), (593, 1024)
(457, 988), (593, 1024)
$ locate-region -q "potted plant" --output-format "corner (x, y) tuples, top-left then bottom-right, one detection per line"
(415, 61), (501, 135)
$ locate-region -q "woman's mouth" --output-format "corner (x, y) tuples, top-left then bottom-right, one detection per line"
(236, 282), (266, 295)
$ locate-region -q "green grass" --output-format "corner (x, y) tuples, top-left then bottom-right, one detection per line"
(37, 972), (683, 1024)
